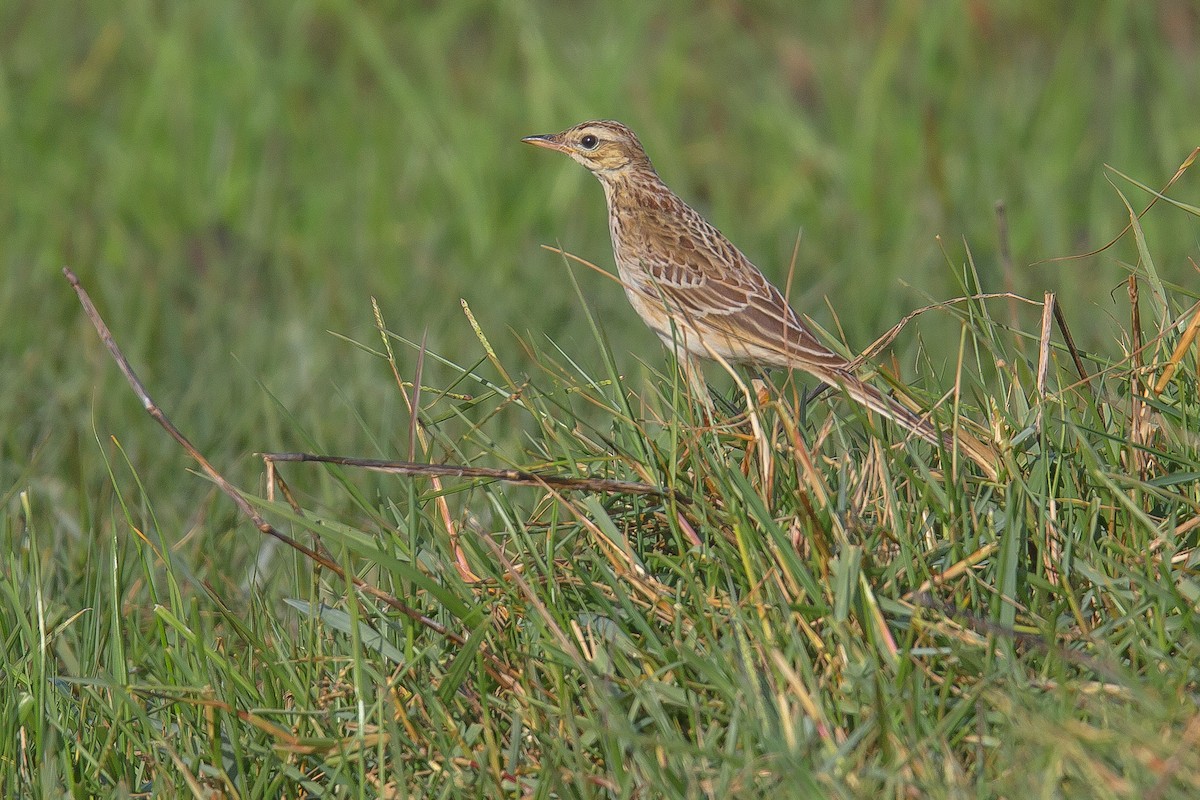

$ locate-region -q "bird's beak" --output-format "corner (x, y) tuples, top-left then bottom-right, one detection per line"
(522, 134), (569, 153)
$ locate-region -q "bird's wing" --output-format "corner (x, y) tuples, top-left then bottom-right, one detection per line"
(624, 199), (849, 371)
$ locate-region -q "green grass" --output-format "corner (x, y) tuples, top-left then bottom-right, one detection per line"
(3, 1), (1200, 796)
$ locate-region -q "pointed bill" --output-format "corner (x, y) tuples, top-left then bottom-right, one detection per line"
(521, 134), (569, 153)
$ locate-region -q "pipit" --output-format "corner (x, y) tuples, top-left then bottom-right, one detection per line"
(524, 120), (995, 473)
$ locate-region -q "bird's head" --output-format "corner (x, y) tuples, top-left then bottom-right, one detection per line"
(522, 120), (652, 176)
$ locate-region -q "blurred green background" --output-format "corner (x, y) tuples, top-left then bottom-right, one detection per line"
(3, 1), (1199, 544)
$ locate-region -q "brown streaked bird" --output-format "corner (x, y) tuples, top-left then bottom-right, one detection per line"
(523, 120), (996, 474)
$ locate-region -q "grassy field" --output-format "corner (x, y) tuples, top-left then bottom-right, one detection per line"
(4, 1), (1200, 796)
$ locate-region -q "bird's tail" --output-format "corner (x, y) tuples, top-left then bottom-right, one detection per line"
(833, 372), (999, 479)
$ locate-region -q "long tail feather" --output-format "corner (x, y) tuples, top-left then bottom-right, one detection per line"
(833, 373), (999, 479)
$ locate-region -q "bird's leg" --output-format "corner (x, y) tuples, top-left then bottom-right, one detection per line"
(679, 354), (716, 422)
(800, 381), (835, 427)
(803, 382), (835, 406)
(750, 370), (773, 407)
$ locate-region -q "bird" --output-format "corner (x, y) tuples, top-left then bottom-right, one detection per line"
(523, 120), (996, 475)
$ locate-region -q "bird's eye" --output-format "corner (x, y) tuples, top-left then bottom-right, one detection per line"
(579, 134), (599, 150)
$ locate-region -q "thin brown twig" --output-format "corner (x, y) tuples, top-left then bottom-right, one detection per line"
(1036, 293), (1055, 433)
(1051, 296), (1093, 393)
(1033, 146), (1199, 266)
(61, 266), (523, 690)
(264, 454), (339, 567)
(258, 452), (689, 504)
(851, 291), (1041, 368)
